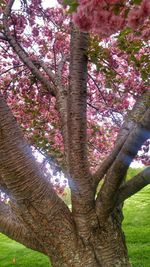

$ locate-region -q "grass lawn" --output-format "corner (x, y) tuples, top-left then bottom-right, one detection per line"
(0, 185), (150, 266)
(0, 235), (50, 267)
(123, 185), (150, 267)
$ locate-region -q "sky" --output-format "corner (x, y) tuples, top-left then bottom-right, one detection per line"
(44, 0), (58, 8)
(14, 0), (58, 9)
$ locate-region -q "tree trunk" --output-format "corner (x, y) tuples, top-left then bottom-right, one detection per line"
(48, 242), (130, 267)
(47, 211), (131, 267)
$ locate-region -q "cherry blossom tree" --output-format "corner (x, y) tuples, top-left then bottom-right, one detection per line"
(0, 0), (150, 266)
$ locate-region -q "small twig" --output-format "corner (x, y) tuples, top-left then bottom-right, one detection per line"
(88, 73), (120, 126)
(0, 64), (24, 76)
(2, 0), (56, 96)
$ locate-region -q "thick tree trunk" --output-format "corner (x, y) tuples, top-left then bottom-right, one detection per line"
(47, 211), (131, 267)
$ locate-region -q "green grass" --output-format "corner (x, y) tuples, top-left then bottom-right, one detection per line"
(0, 168), (149, 267)
(0, 234), (50, 267)
(123, 185), (150, 267)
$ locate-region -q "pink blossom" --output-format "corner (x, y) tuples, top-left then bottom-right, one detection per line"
(141, 0), (150, 17)
(128, 7), (143, 29)
(125, 0), (150, 30)
(32, 0), (41, 5)
(32, 27), (39, 37)
(109, 0), (122, 3)
(73, 11), (92, 31)
(142, 28), (150, 38)
(72, 0), (150, 37)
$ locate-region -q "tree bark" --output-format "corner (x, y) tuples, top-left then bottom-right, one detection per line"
(45, 209), (131, 267)
(0, 200), (46, 254)
(117, 166), (150, 204)
(92, 90), (150, 191)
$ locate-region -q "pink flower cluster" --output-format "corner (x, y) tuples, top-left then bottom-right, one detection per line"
(72, 0), (150, 37)
(128, 0), (150, 29)
(73, 0), (125, 37)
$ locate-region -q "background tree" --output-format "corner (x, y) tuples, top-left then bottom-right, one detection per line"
(0, 0), (150, 266)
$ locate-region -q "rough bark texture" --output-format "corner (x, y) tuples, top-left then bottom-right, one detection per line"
(0, 2), (149, 267)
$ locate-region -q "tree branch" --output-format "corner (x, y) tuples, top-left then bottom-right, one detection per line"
(0, 93), (79, 259)
(96, 108), (150, 219)
(0, 64), (25, 77)
(2, 0), (71, 173)
(117, 167), (150, 204)
(88, 73), (120, 126)
(37, 60), (56, 83)
(2, 0), (71, 171)
(0, 91), (74, 223)
(67, 25), (90, 187)
(2, 0), (56, 96)
(65, 26), (98, 238)
(0, 92), (56, 203)
(0, 32), (7, 41)
(57, 53), (68, 81)
(0, 200), (47, 254)
(92, 135), (127, 191)
(93, 90), (150, 191)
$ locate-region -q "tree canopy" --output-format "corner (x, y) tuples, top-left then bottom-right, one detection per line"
(0, 1), (150, 266)
(0, 0), (149, 170)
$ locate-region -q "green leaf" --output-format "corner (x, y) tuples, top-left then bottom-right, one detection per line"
(132, 0), (142, 5)
(141, 70), (148, 80)
(118, 28), (133, 40)
(63, 0), (79, 13)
